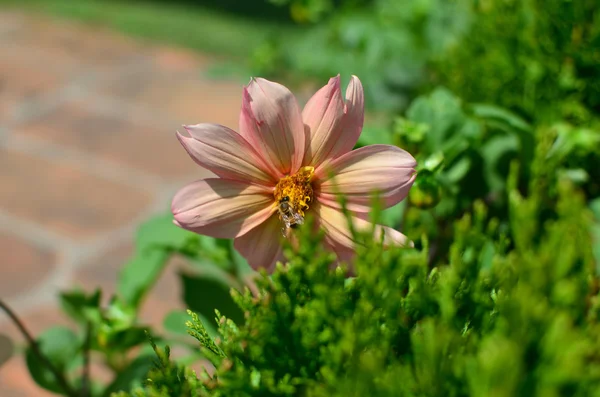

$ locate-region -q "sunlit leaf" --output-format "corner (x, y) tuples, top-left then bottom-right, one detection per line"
(118, 213), (193, 307)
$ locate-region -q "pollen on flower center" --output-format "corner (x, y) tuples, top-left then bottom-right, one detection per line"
(273, 166), (315, 234)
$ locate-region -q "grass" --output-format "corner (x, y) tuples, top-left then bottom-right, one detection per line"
(0, 0), (297, 59)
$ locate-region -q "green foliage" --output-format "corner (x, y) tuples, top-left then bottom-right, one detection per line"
(357, 87), (535, 261)
(26, 326), (80, 394)
(118, 214), (195, 307)
(266, 0), (600, 123)
(431, 0), (600, 122)
(261, 0), (470, 110)
(121, 144), (600, 395)
(186, 310), (225, 359)
(112, 337), (203, 397)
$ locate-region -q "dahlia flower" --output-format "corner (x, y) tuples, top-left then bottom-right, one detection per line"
(172, 75), (416, 271)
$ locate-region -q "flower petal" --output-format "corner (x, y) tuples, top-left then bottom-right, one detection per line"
(338, 75), (365, 156)
(234, 214), (285, 271)
(316, 203), (412, 249)
(316, 144), (417, 212)
(172, 178), (275, 239)
(177, 124), (276, 185)
(302, 75), (366, 167)
(302, 75), (345, 166)
(325, 237), (356, 269)
(239, 78), (305, 176)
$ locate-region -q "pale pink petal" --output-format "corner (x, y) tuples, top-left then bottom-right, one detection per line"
(333, 76), (366, 159)
(316, 203), (412, 249)
(239, 78), (305, 176)
(234, 214), (285, 271)
(325, 237), (356, 268)
(172, 178), (276, 239)
(177, 123), (276, 186)
(302, 75), (345, 166)
(316, 144), (416, 212)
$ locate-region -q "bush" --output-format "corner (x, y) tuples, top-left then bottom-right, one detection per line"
(263, 0), (600, 122)
(117, 129), (600, 396)
(430, 0), (600, 123)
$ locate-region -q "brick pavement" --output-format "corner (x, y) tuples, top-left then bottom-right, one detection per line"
(0, 10), (244, 396)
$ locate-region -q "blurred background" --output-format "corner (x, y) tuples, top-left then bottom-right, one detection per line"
(0, 0), (598, 395)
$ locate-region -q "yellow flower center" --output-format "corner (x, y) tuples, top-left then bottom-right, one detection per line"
(273, 166), (315, 233)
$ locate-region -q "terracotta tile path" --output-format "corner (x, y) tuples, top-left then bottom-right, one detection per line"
(0, 10), (244, 395)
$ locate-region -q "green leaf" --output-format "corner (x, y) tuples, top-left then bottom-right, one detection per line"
(480, 134), (520, 192)
(136, 213), (195, 250)
(59, 288), (102, 324)
(558, 168), (589, 184)
(444, 157), (471, 184)
(103, 354), (155, 396)
(26, 326), (79, 394)
(379, 200), (406, 228)
(228, 239), (253, 276)
(118, 252), (167, 308)
(407, 88), (464, 152)
(164, 310), (194, 337)
(421, 152), (445, 173)
(592, 223), (600, 276)
(590, 198), (600, 221)
(190, 236), (233, 270)
(591, 198), (600, 276)
(181, 273), (245, 326)
(103, 297), (137, 330)
(118, 213), (193, 307)
(547, 124), (600, 162)
(470, 104), (531, 132)
(479, 240), (496, 270)
(356, 124), (394, 147)
(108, 327), (149, 351)
(0, 334), (13, 369)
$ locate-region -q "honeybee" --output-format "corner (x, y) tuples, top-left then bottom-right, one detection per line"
(277, 196), (304, 236)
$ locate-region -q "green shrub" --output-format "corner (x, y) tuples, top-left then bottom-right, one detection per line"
(119, 131), (600, 396)
(431, 0), (600, 123)
(265, 0), (600, 122)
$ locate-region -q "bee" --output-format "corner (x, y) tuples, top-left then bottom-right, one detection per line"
(277, 196), (304, 236)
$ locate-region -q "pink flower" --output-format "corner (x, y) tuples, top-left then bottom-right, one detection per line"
(172, 75), (417, 272)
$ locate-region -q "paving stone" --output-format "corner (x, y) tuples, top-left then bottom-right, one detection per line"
(0, 234), (57, 299)
(16, 101), (202, 179)
(0, 355), (57, 397)
(97, 68), (243, 127)
(150, 45), (212, 74)
(0, 8), (252, 393)
(0, 148), (153, 239)
(1, 13), (141, 69)
(0, 55), (65, 122)
(0, 11), (24, 36)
